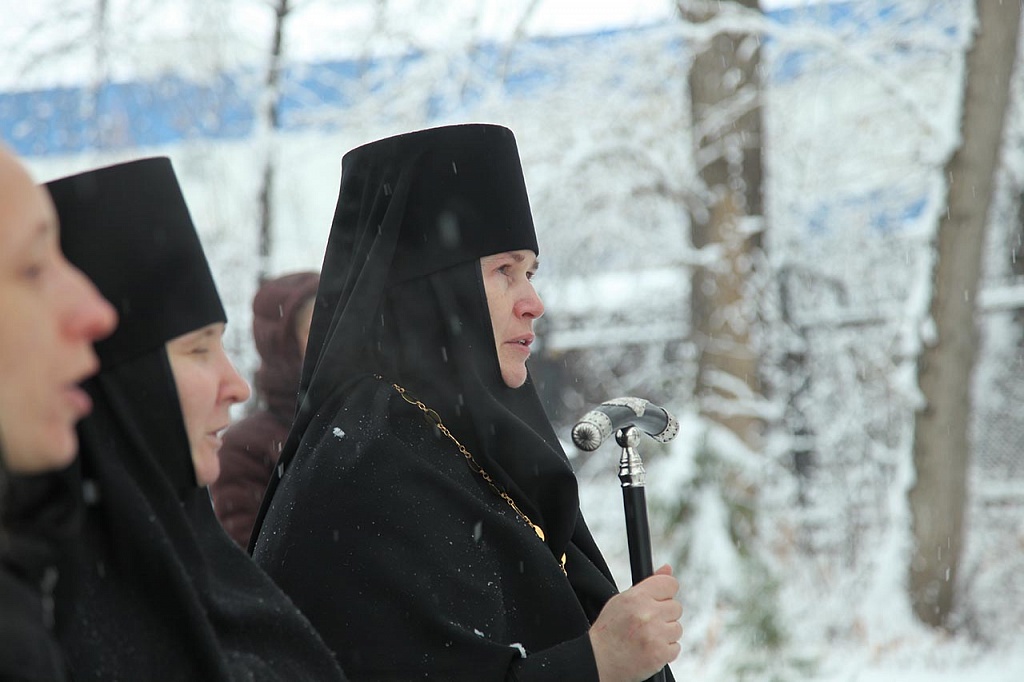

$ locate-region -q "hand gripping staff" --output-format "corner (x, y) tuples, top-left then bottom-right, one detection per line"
(572, 397), (679, 682)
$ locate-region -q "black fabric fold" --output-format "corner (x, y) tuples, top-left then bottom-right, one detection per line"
(254, 377), (612, 681)
(0, 460), (76, 682)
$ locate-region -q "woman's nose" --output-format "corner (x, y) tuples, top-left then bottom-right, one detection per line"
(517, 284), (544, 320)
(64, 260), (118, 342)
(221, 356), (252, 405)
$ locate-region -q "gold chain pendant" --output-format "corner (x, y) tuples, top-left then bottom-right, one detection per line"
(382, 376), (567, 575)
(531, 525), (567, 572)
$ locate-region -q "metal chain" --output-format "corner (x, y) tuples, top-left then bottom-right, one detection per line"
(384, 377), (567, 574)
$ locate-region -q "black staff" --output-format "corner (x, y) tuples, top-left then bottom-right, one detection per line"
(572, 397), (678, 682)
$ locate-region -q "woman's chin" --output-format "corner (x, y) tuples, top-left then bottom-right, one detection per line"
(500, 365), (528, 389)
(192, 447), (221, 487)
(2, 432), (78, 473)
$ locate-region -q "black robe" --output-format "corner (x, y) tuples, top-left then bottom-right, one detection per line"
(254, 375), (615, 680)
(252, 125), (671, 680)
(0, 464), (74, 682)
(49, 351), (347, 682)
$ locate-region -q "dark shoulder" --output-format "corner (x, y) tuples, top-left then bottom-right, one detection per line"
(302, 376), (435, 457)
(328, 376), (420, 426)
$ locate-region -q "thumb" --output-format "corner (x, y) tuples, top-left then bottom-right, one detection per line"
(653, 563), (673, 577)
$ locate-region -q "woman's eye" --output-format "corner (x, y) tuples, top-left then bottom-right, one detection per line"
(21, 262), (43, 278)
(20, 262), (44, 283)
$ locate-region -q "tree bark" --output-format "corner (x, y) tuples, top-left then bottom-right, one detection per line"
(257, 0), (291, 284)
(909, 0), (1020, 629)
(681, 0), (765, 449)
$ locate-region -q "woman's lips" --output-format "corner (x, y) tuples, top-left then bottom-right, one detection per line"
(64, 384), (93, 418)
(506, 335), (534, 355)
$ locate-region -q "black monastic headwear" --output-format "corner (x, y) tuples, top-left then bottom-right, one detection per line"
(256, 123), (582, 574)
(49, 157), (225, 369)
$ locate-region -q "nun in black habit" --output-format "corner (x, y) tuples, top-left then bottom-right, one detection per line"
(0, 143), (117, 682)
(45, 158), (348, 681)
(251, 124), (682, 681)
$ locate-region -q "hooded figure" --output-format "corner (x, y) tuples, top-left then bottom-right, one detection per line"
(251, 124), (680, 681)
(46, 157), (348, 681)
(211, 271), (319, 547)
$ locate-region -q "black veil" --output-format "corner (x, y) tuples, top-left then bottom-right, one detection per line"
(254, 124), (588, 570)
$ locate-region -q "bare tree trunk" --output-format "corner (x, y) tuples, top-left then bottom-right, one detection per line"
(681, 0), (765, 449)
(88, 0), (111, 148)
(909, 0), (1020, 629)
(257, 0), (291, 284)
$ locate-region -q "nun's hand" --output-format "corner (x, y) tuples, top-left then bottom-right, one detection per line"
(588, 564), (683, 682)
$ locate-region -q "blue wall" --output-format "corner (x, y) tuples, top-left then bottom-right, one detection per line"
(0, 2), (956, 158)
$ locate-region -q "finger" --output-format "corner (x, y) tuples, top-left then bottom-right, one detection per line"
(648, 604), (683, 637)
(653, 563), (673, 576)
(639, 574), (679, 600)
(657, 598), (683, 622)
(648, 615), (683, 640)
(651, 618), (684, 651)
(644, 634), (682, 673)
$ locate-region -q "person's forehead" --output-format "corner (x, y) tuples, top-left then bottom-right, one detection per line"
(483, 249), (539, 263)
(0, 154), (55, 250)
(0, 146), (35, 195)
(170, 322), (226, 345)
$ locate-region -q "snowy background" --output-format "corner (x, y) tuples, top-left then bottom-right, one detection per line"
(3, 0), (1023, 679)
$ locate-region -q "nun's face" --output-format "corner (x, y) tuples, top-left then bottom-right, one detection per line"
(481, 250), (544, 388)
(0, 148), (117, 472)
(166, 322), (250, 487)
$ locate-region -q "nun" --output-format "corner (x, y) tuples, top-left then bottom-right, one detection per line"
(46, 157), (348, 681)
(251, 124), (682, 681)
(0, 144), (116, 681)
